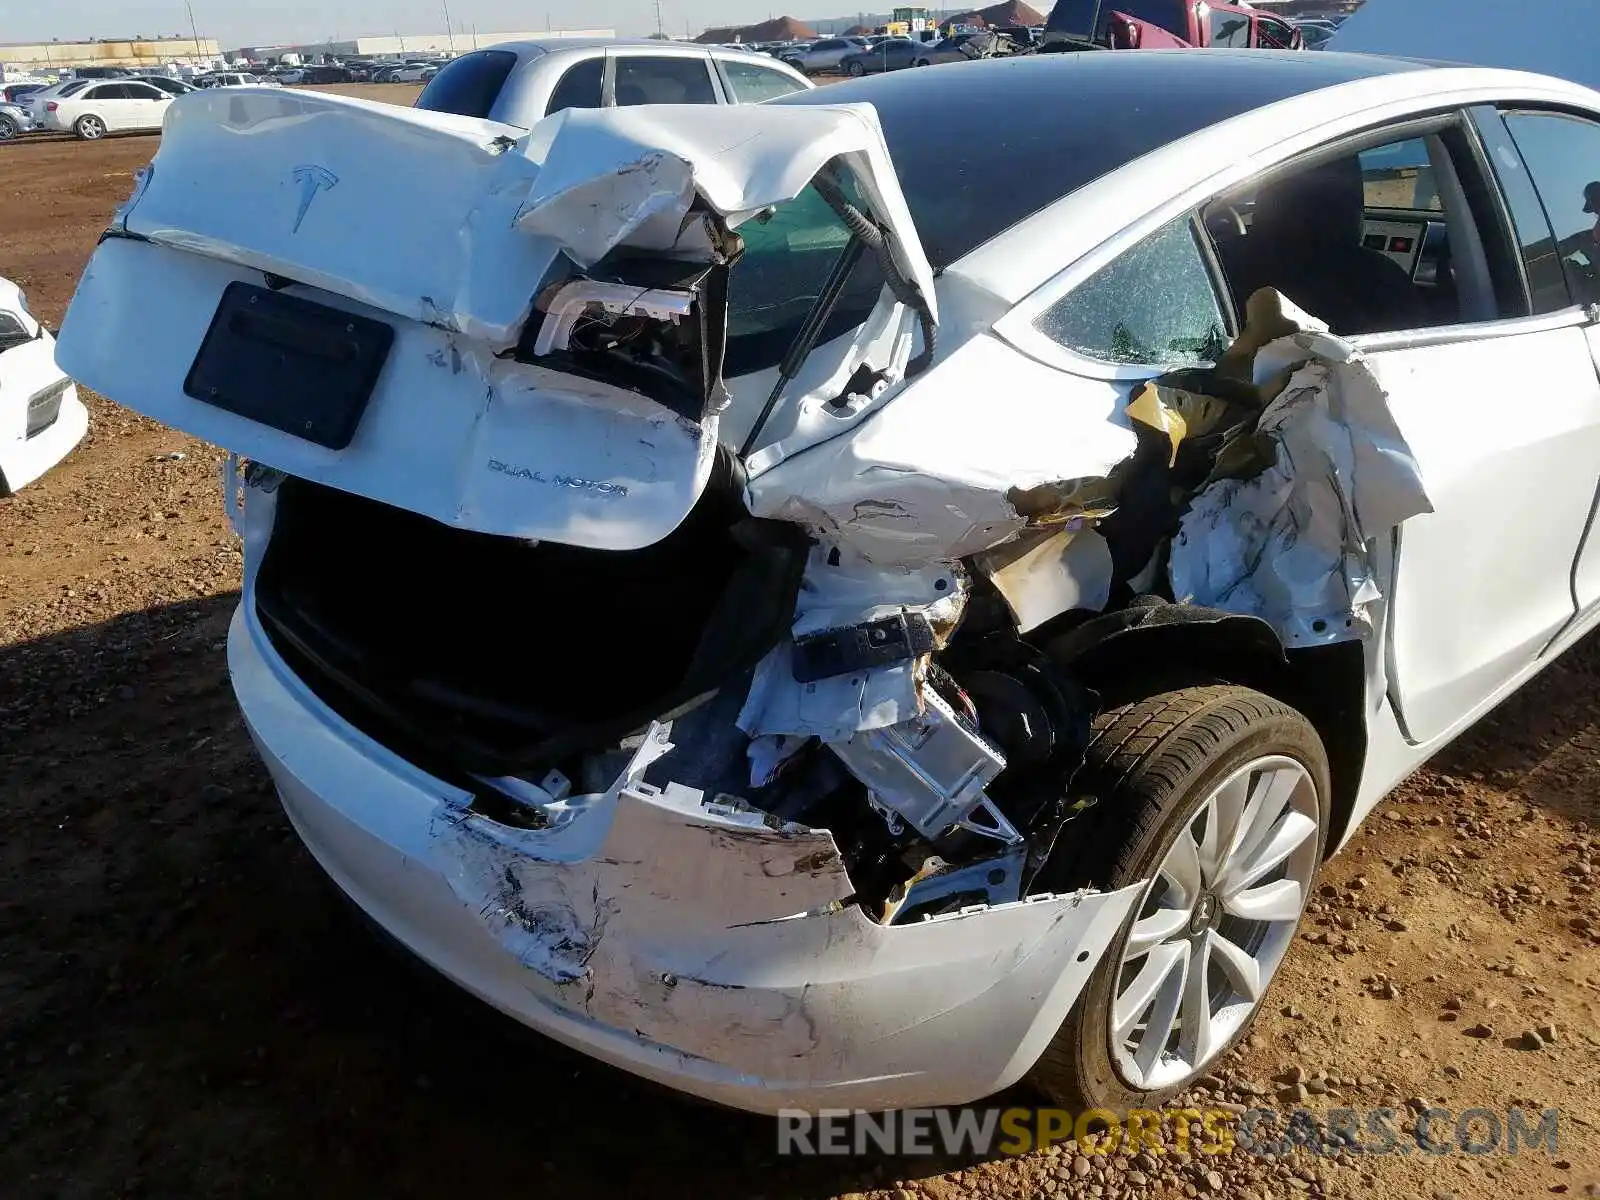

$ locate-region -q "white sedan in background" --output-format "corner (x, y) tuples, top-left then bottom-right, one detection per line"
(41, 79), (174, 140)
(0, 279), (87, 495)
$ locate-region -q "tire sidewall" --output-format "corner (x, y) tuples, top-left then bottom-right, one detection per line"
(0, 115), (16, 141)
(1059, 703), (1330, 1111)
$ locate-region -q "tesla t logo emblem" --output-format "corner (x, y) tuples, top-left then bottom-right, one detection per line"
(290, 164), (338, 233)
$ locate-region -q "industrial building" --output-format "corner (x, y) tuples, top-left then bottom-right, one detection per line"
(0, 37), (222, 74)
(230, 29), (615, 63)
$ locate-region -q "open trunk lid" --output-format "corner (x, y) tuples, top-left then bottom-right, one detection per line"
(56, 88), (934, 548)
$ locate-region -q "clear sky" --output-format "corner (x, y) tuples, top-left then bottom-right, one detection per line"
(1, 1), (848, 49)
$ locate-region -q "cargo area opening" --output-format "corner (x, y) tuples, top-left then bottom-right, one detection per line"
(252, 468), (805, 776)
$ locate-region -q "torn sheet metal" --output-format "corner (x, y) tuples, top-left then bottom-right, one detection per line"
(738, 543), (966, 740)
(975, 527), (1114, 633)
(1126, 378), (1238, 468)
(1168, 326), (1433, 646)
(517, 103), (936, 311)
(747, 334), (1139, 564)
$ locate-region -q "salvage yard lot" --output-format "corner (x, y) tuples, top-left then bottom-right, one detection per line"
(2, 83), (1598, 1199)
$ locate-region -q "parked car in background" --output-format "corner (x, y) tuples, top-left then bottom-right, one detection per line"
(1041, 0), (1303, 50)
(0, 100), (36, 140)
(1, 83), (46, 104)
(1295, 24), (1335, 50)
(139, 76), (198, 97)
(273, 67), (307, 84)
(390, 63), (435, 83)
(0, 277), (86, 495)
(779, 37), (869, 74)
(41, 79), (174, 140)
(301, 65), (356, 84)
(194, 72), (280, 89)
(414, 39), (810, 128)
(20, 78), (93, 125)
(839, 38), (923, 75)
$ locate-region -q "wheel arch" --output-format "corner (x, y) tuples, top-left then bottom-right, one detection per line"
(1043, 602), (1369, 857)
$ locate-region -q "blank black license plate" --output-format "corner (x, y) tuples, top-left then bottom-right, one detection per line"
(184, 282), (394, 450)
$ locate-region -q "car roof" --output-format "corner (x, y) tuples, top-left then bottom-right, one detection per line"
(776, 52), (1430, 271)
(790, 48), (1426, 119)
(492, 37), (716, 56)
(485, 37), (790, 67)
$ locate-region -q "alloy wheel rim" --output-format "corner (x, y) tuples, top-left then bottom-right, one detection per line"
(83, 118), (104, 138)
(1110, 755), (1320, 1091)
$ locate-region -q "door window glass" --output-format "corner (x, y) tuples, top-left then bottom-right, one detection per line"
(1502, 111), (1600, 308)
(1256, 18), (1296, 48)
(1209, 9), (1254, 47)
(545, 58), (603, 115)
(613, 56), (717, 106)
(1035, 217), (1228, 367)
(722, 60), (806, 103)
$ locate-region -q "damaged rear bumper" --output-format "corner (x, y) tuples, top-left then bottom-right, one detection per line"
(229, 599), (1140, 1114)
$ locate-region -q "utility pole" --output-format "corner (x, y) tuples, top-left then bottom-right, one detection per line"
(185, 0), (203, 60)
(655, 0), (665, 38)
(441, 0), (456, 53)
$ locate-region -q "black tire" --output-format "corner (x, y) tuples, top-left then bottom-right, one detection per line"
(1028, 684), (1330, 1110)
(0, 114), (17, 141)
(847, 60), (866, 77)
(914, 58), (931, 67)
(75, 114), (106, 141)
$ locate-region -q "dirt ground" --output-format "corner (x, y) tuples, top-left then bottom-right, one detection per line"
(1, 86), (1597, 1200)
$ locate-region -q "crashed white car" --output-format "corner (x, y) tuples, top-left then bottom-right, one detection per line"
(57, 52), (1600, 1113)
(1, 278), (87, 495)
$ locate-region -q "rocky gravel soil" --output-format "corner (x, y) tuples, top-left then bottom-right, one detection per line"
(2, 105), (1597, 1200)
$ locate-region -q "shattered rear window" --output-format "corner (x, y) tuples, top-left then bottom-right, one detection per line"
(1035, 217), (1228, 366)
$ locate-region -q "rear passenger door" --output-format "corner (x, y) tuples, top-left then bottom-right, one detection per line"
(123, 82), (170, 129)
(86, 84), (135, 130)
(605, 50), (720, 107)
(1243, 114), (1600, 747)
(1493, 107), (1600, 615)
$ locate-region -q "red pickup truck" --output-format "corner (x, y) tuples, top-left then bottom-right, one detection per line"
(1041, 0), (1305, 50)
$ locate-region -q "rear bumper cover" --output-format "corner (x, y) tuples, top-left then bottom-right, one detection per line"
(229, 598), (1141, 1113)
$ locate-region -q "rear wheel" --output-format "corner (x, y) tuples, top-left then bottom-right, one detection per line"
(847, 60), (866, 77)
(914, 58), (931, 67)
(1029, 685), (1329, 1110)
(74, 114), (106, 140)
